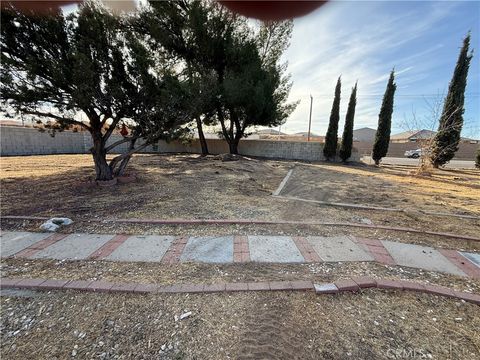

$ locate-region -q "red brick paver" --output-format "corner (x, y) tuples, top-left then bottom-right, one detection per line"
(15, 278), (46, 289)
(88, 234), (130, 260)
(438, 249), (480, 279)
(376, 279), (403, 290)
(351, 276), (377, 288)
(36, 279), (70, 290)
(291, 237), (321, 262)
(0, 278), (22, 289)
(1, 276), (479, 305)
(14, 233), (70, 258)
(233, 236), (250, 263)
(160, 236), (188, 264)
(335, 279), (360, 292)
(247, 282), (270, 291)
(354, 237), (396, 265)
(226, 282), (249, 292)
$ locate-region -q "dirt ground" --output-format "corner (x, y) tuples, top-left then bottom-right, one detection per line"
(1, 154), (479, 250)
(1, 289), (479, 360)
(1, 154), (480, 359)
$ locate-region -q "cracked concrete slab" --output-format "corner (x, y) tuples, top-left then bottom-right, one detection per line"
(248, 236), (304, 263)
(106, 235), (175, 262)
(180, 236), (234, 263)
(0, 231), (51, 257)
(32, 233), (115, 260)
(382, 240), (466, 276)
(306, 236), (374, 262)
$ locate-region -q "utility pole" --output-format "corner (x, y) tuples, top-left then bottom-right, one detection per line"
(307, 95), (313, 142)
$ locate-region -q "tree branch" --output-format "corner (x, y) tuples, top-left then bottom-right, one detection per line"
(108, 141), (150, 170)
(20, 109), (91, 131)
(102, 117), (121, 143)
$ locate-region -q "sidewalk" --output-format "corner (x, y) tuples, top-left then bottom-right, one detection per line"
(1, 231), (479, 278)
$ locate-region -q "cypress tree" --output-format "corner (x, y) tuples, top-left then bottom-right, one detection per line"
(372, 70), (396, 165)
(430, 33), (473, 168)
(475, 147), (480, 169)
(323, 76), (341, 161)
(339, 82), (357, 162)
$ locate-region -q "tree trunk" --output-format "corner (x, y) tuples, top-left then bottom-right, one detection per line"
(114, 138), (137, 177)
(196, 117), (209, 156)
(229, 140), (238, 154)
(91, 135), (113, 181)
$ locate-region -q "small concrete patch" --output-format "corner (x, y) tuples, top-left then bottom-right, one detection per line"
(314, 283), (338, 294)
(106, 235), (174, 262)
(306, 236), (374, 262)
(0, 231), (51, 257)
(461, 252), (480, 268)
(32, 233), (115, 260)
(180, 236), (234, 263)
(382, 240), (466, 276)
(248, 236), (304, 263)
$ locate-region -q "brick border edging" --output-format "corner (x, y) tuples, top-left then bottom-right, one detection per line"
(0, 277), (478, 305)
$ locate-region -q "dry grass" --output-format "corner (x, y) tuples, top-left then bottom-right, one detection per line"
(1, 154), (479, 250)
(1, 290), (479, 359)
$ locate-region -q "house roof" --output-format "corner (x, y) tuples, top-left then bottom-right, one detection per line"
(294, 131), (321, 137)
(391, 129), (436, 140)
(391, 129), (478, 142)
(255, 128), (286, 135)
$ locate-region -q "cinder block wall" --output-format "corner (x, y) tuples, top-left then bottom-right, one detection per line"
(0, 126), (362, 162)
(353, 141), (478, 160)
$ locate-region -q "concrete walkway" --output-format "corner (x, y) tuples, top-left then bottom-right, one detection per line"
(1, 231), (479, 278)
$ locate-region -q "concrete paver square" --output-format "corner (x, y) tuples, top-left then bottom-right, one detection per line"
(382, 240), (466, 276)
(32, 233), (115, 260)
(461, 252), (480, 268)
(248, 236), (304, 263)
(106, 235), (174, 262)
(1, 231), (51, 257)
(306, 236), (374, 262)
(180, 236), (233, 263)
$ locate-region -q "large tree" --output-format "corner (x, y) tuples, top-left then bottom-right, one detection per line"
(323, 76), (341, 161)
(140, 0), (219, 156)
(339, 82), (357, 162)
(1, 2), (190, 180)
(372, 70), (396, 166)
(430, 34), (473, 168)
(144, 0), (297, 155)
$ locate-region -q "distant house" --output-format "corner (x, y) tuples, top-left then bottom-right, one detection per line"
(293, 131), (321, 138)
(0, 119), (25, 127)
(391, 129), (478, 144)
(254, 128), (286, 136)
(352, 127), (376, 142)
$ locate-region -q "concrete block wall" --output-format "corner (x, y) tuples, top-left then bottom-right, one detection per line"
(0, 126), (87, 156)
(353, 140), (478, 160)
(0, 126), (362, 162)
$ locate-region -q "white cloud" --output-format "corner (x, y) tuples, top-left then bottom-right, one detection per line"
(277, 1), (462, 135)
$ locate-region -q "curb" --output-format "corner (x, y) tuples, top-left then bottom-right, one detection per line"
(1, 277), (478, 305)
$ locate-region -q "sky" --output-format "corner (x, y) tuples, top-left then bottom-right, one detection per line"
(279, 0), (479, 138)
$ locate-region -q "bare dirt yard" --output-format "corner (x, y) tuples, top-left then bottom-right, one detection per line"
(1, 289), (479, 360)
(1, 154), (479, 250)
(1, 154), (480, 359)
